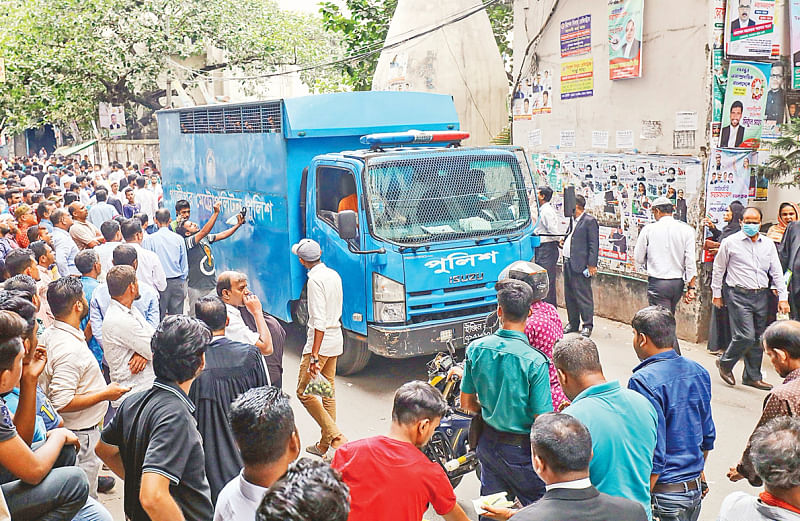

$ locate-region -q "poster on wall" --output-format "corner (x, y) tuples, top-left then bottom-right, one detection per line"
(561, 58), (594, 99)
(533, 153), (701, 276)
(792, 0), (800, 88)
(762, 59), (788, 138)
(725, 0), (776, 58)
(712, 0), (727, 137)
(513, 70), (554, 119)
(704, 148), (754, 260)
(719, 60), (771, 148)
(561, 15), (592, 58)
(608, 0), (643, 80)
(98, 102), (126, 137)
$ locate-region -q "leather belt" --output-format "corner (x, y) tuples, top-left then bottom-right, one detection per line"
(652, 478), (701, 494)
(483, 424), (529, 447)
(730, 285), (768, 294)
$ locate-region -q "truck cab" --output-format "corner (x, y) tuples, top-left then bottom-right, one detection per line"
(156, 92), (540, 374)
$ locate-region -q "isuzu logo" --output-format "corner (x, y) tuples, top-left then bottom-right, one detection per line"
(424, 251), (499, 274)
(450, 273), (484, 284)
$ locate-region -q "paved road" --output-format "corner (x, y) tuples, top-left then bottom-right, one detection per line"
(100, 310), (773, 520)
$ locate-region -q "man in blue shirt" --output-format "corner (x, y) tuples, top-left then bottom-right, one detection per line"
(629, 306), (715, 521)
(144, 208), (188, 318)
(557, 335), (658, 519)
(87, 189), (119, 229)
(460, 279), (553, 507)
(75, 249), (104, 367)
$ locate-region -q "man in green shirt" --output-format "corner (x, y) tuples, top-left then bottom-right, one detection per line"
(555, 335), (658, 520)
(460, 279), (553, 506)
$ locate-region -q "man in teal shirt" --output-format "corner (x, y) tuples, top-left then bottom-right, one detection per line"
(555, 335), (658, 519)
(460, 279), (553, 506)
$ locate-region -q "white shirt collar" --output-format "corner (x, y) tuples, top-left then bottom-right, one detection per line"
(238, 471), (269, 503)
(545, 477), (592, 491)
(52, 320), (85, 341)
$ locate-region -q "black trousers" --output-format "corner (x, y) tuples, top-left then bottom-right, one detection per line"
(159, 277), (187, 319)
(563, 261), (594, 329)
(535, 241), (559, 307)
(721, 286), (769, 382)
(646, 277), (684, 355)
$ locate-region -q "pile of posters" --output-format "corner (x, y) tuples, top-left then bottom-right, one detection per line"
(532, 153), (702, 276)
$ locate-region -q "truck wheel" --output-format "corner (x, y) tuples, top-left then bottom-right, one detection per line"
(336, 335), (371, 375)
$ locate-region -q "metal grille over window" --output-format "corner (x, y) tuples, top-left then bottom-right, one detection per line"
(365, 151), (532, 244)
(178, 102), (282, 134)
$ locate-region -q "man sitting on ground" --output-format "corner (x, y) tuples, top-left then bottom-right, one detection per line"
(192, 296), (270, 501)
(482, 413), (646, 521)
(332, 381), (470, 521)
(214, 386), (300, 521)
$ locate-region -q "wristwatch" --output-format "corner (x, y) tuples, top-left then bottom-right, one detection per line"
(310, 356), (320, 364)
(686, 286), (696, 292)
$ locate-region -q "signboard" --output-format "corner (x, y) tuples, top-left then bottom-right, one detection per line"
(792, 0), (800, 88)
(725, 0), (776, 58)
(719, 60), (771, 149)
(560, 15), (592, 58)
(704, 148), (754, 261)
(608, 0), (644, 80)
(561, 58), (594, 99)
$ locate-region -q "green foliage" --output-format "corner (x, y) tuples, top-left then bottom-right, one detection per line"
(0, 0), (343, 136)
(319, 0), (512, 91)
(759, 117), (800, 186)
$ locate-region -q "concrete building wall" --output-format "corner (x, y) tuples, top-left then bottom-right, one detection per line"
(512, 0), (714, 342)
(373, 0), (510, 145)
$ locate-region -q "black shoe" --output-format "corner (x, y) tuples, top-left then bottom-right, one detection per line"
(716, 359), (735, 386)
(580, 327), (593, 338)
(564, 324), (579, 335)
(98, 475), (116, 494)
(742, 379), (773, 391)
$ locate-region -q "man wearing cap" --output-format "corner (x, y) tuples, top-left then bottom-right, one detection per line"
(633, 196), (697, 354)
(292, 238), (347, 460)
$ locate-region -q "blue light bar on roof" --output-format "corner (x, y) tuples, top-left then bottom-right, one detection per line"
(360, 130), (470, 146)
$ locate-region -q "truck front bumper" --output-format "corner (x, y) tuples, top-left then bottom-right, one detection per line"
(367, 314), (494, 358)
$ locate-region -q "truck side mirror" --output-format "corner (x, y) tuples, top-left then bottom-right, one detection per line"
(562, 186), (576, 218)
(337, 211), (358, 241)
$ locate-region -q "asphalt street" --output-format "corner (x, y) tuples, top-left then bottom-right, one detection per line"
(100, 309), (773, 521)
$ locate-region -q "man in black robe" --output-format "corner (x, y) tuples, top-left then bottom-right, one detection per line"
(191, 295), (270, 502)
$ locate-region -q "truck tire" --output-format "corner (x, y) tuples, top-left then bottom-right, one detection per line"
(336, 335), (371, 375)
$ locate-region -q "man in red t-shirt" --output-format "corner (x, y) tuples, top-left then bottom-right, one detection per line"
(331, 381), (470, 521)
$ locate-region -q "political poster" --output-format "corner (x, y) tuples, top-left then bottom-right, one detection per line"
(561, 58), (594, 100)
(513, 70), (553, 119)
(561, 15), (591, 58)
(725, 0), (776, 58)
(98, 102), (127, 137)
(712, 0), (727, 138)
(792, 0), (800, 88)
(718, 60), (771, 149)
(608, 0), (643, 80)
(532, 152), (701, 276)
(704, 148), (754, 261)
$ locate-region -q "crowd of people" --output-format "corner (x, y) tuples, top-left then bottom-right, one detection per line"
(0, 150), (797, 521)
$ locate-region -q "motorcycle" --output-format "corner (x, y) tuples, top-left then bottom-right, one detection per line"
(423, 340), (480, 488)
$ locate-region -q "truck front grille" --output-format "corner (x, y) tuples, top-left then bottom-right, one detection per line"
(406, 282), (496, 324)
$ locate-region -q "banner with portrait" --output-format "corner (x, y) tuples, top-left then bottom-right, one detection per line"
(792, 0), (800, 88)
(704, 148), (754, 261)
(98, 102), (127, 137)
(725, 0), (777, 58)
(719, 60), (771, 149)
(608, 0), (644, 80)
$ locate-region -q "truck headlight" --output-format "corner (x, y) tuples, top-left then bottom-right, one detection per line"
(375, 302), (405, 323)
(373, 273), (405, 323)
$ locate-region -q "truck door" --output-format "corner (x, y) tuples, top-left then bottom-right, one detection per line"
(306, 161), (368, 336)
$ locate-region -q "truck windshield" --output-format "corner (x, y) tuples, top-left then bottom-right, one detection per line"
(364, 152), (532, 244)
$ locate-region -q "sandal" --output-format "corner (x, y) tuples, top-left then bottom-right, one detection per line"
(305, 443), (327, 457)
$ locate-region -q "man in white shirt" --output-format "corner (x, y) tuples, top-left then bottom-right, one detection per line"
(95, 220), (123, 280)
(534, 186), (562, 306)
(133, 177), (157, 227)
(120, 217), (166, 292)
(102, 265), (156, 407)
(216, 270), (273, 356)
(291, 238), (347, 460)
(39, 277), (130, 497)
(633, 196), (697, 354)
(51, 208), (80, 277)
(214, 387), (300, 521)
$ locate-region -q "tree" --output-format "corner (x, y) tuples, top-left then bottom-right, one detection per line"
(320, 0), (513, 91)
(0, 0), (344, 138)
(759, 117), (800, 186)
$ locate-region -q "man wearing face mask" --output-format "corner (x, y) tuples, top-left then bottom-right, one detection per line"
(712, 207), (790, 391)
